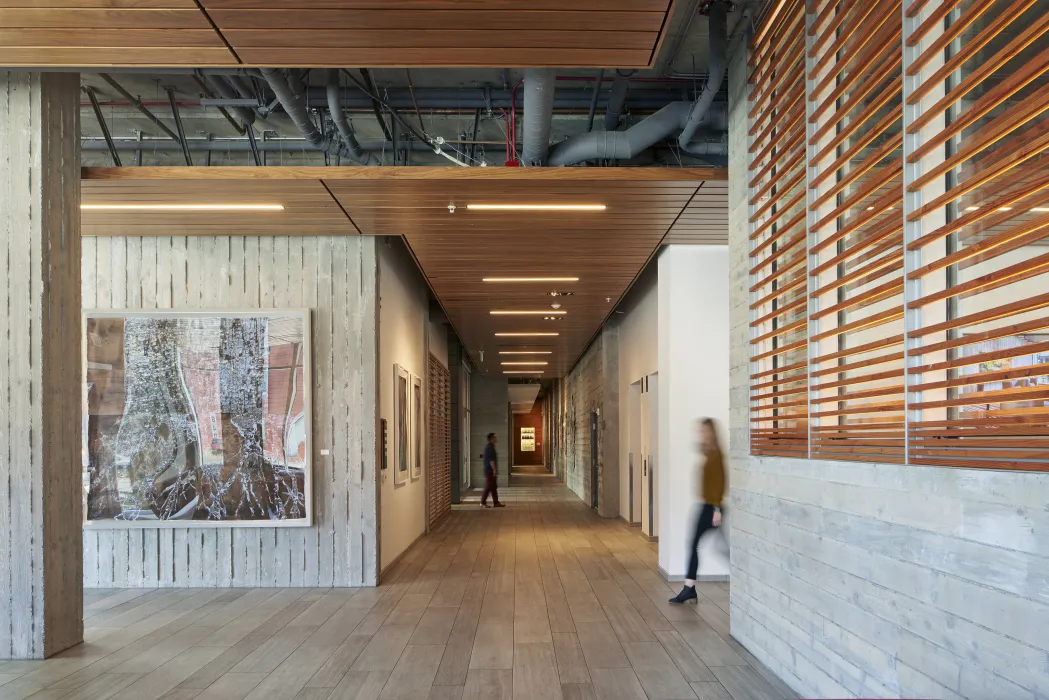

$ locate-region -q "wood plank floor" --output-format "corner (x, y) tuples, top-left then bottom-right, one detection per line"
(0, 472), (795, 700)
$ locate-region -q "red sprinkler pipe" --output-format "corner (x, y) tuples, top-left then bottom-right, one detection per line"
(505, 78), (524, 166)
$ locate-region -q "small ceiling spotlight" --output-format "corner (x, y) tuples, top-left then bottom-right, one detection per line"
(550, 291), (574, 297)
(551, 302), (562, 310)
(543, 316), (564, 321)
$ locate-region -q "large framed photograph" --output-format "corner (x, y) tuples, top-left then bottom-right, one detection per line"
(394, 365), (410, 486)
(411, 374), (423, 482)
(83, 310), (312, 528)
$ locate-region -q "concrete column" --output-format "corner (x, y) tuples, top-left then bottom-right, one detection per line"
(0, 72), (83, 659)
(599, 323), (620, 519)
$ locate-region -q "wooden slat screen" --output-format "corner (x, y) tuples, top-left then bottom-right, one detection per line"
(748, 0), (810, 458)
(807, 0), (906, 463)
(904, 0), (1049, 471)
(746, 0), (1046, 471)
(428, 354), (452, 527)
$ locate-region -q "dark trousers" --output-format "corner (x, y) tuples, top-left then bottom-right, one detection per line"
(481, 473), (500, 505)
(686, 504), (720, 582)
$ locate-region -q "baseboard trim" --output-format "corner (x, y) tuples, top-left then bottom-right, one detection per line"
(659, 566), (729, 583)
(619, 516), (641, 528)
(379, 531), (426, 582)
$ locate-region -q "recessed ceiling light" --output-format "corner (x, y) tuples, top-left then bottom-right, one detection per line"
(965, 206), (979, 211)
(490, 310), (567, 315)
(495, 332), (560, 337)
(482, 277), (580, 283)
(467, 204), (605, 211)
(81, 204), (285, 211)
(499, 351), (553, 355)
(501, 362), (549, 366)
(504, 370), (544, 374)
(543, 317), (564, 321)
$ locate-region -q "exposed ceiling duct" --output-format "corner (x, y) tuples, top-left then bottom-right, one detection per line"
(547, 101), (727, 166)
(546, 1), (730, 167)
(325, 69), (380, 165)
(257, 67), (380, 165)
(679, 0), (728, 152)
(521, 69), (556, 167)
(604, 69), (635, 131)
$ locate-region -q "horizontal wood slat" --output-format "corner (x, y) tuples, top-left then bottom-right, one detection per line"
(748, 0), (808, 457)
(905, 0), (1049, 471)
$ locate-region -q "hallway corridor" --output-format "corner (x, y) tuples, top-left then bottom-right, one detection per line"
(0, 480), (792, 700)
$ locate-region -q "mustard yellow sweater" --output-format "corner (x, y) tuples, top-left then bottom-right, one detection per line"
(701, 450), (726, 509)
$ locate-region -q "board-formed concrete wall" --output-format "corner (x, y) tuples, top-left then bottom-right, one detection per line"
(82, 236), (379, 588)
(726, 37), (1049, 700)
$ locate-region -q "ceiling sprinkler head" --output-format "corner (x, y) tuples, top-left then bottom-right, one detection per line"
(551, 302), (562, 310)
(448, 204), (456, 214)
(606, 297), (612, 303)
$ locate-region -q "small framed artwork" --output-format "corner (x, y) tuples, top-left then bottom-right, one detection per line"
(411, 375), (423, 481)
(394, 365), (410, 486)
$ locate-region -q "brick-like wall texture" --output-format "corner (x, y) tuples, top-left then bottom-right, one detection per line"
(727, 41), (1049, 700)
(553, 333), (604, 506)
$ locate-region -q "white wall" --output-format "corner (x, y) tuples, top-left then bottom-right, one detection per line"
(617, 271), (658, 521)
(429, 320), (448, 369)
(379, 239), (429, 572)
(658, 245), (731, 581)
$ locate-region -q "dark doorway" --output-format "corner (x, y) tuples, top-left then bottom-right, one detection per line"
(590, 411), (599, 509)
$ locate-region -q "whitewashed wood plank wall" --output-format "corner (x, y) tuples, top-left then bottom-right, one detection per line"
(81, 236), (379, 588)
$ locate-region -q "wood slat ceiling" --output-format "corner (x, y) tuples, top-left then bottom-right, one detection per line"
(81, 166), (727, 378)
(0, 0), (675, 68)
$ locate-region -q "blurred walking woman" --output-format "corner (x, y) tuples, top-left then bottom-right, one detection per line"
(670, 418), (726, 604)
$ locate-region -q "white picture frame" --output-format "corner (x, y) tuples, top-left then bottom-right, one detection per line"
(411, 374), (424, 482)
(82, 309), (313, 529)
(394, 364), (410, 486)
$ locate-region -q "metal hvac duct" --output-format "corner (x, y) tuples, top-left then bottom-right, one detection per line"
(521, 69), (556, 166)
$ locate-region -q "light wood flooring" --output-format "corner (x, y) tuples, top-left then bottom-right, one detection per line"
(0, 472), (794, 700)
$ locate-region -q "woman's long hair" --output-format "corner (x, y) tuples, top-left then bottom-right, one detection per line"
(701, 418), (722, 456)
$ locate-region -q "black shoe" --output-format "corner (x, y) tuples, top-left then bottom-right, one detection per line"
(669, 585), (698, 604)
(494, 502), (506, 508)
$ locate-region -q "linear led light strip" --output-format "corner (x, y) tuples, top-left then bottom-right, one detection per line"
(504, 371), (544, 374)
(495, 333), (559, 337)
(482, 277), (579, 283)
(501, 362), (548, 366)
(490, 310), (567, 316)
(499, 351), (553, 355)
(82, 204), (285, 211)
(467, 204), (605, 211)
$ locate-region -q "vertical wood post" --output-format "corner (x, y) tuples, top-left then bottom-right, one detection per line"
(0, 71), (83, 659)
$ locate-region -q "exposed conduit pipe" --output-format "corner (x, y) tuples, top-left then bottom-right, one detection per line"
(258, 67), (382, 164)
(586, 68), (604, 132)
(521, 69), (556, 166)
(206, 75), (256, 126)
(326, 69), (380, 165)
(678, 0), (728, 151)
(603, 69), (634, 131)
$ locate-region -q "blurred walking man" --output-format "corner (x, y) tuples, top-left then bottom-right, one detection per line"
(481, 433), (505, 508)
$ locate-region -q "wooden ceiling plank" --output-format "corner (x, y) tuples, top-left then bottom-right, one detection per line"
(206, 9), (666, 31)
(221, 29), (658, 50)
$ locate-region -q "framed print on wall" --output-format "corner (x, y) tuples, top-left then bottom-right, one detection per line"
(411, 375), (423, 481)
(83, 310), (312, 528)
(394, 364), (410, 486)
